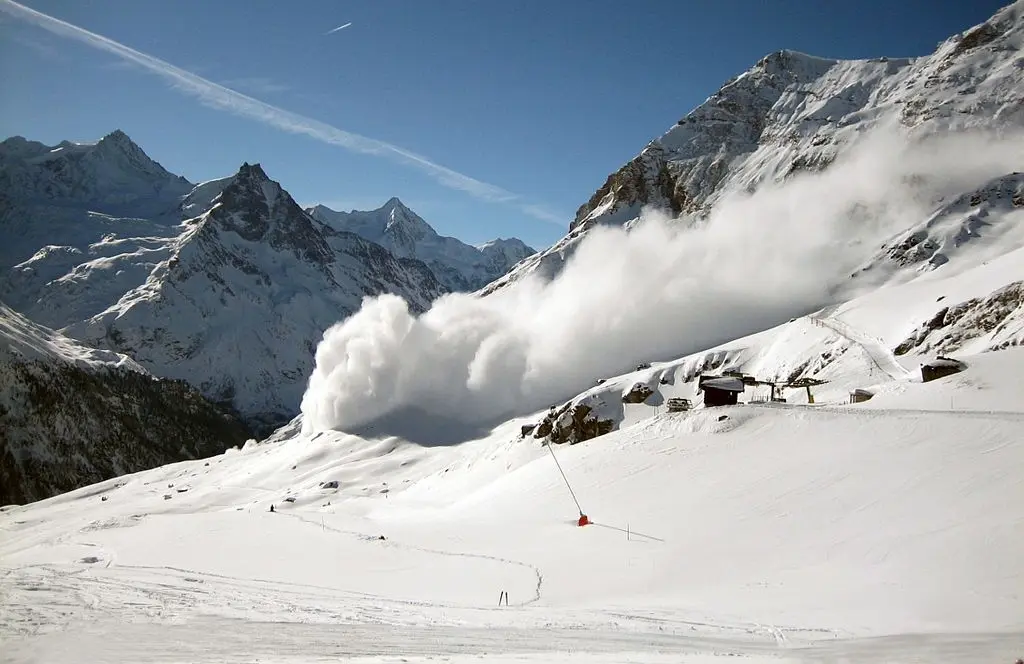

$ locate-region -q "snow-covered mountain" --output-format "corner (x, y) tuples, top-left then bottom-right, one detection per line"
(308, 200), (534, 291)
(0, 301), (251, 505)
(0, 129), (191, 215)
(483, 2), (1024, 294)
(0, 130), (192, 271)
(58, 163), (446, 431)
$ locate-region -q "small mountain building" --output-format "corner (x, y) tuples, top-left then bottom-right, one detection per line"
(698, 376), (746, 407)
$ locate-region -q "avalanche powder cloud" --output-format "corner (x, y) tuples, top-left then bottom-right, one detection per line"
(300, 127), (1024, 435)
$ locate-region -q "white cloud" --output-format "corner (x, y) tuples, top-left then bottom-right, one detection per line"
(0, 0), (565, 225)
(299, 126), (1024, 436)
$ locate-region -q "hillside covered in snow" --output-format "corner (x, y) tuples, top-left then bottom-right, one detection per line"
(309, 200), (535, 291)
(0, 301), (251, 505)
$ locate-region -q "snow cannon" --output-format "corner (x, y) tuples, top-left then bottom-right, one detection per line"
(577, 513), (590, 527)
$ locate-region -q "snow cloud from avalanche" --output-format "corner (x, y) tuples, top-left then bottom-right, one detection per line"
(300, 127), (1024, 435)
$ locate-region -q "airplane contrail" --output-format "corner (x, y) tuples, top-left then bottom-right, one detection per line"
(0, 0), (565, 225)
(325, 22), (352, 35)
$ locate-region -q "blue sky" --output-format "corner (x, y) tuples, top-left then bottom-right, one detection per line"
(0, 0), (1008, 249)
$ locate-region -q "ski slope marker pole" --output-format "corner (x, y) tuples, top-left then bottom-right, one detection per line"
(545, 441), (589, 526)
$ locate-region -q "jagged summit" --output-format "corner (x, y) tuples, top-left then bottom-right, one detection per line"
(201, 162), (331, 266)
(234, 161), (270, 182)
(96, 128), (134, 149)
(308, 200), (535, 291)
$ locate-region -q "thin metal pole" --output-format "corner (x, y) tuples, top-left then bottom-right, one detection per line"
(545, 441), (584, 516)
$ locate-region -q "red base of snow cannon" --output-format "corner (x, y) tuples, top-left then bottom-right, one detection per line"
(577, 514), (590, 527)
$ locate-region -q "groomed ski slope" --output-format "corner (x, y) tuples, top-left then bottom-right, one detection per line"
(2, 346), (1023, 663)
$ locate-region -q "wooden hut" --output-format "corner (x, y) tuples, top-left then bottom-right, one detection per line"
(699, 376), (745, 407)
(921, 357), (966, 383)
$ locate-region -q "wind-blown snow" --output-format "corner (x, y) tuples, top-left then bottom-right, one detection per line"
(301, 127), (1024, 435)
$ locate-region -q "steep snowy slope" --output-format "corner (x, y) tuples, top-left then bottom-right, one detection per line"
(1, 341), (1021, 661)
(484, 1), (1024, 295)
(309, 200), (535, 291)
(0, 302), (251, 505)
(61, 164), (447, 431)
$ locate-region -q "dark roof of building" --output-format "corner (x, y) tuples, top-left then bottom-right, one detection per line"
(923, 358), (966, 369)
(700, 376), (745, 392)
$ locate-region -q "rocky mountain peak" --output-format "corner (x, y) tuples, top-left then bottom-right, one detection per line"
(205, 163), (330, 265)
(306, 200), (535, 292)
(234, 161), (271, 185)
(93, 129), (179, 180)
(379, 197), (436, 246)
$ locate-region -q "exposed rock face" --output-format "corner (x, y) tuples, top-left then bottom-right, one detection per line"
(531, 396), (617, 446)
(0, 303), (251, 505)
(482, 2), (1024, 296)
(894, 281), (1024, 356)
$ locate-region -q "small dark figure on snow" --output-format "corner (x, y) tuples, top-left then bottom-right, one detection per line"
(269, 504), (275, 513)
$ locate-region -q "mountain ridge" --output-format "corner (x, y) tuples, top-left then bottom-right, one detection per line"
(307, 200), (535, 292)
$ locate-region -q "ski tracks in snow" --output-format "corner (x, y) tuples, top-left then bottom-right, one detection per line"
(284, 511), (545, 606)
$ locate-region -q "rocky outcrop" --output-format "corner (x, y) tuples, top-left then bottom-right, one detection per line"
(531, 400), (616, 446)
(894, 281), (1024, 356)
(855, 173), (1024, 278)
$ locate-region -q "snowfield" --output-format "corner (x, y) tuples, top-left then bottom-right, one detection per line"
(2, 341), (1022, 662)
